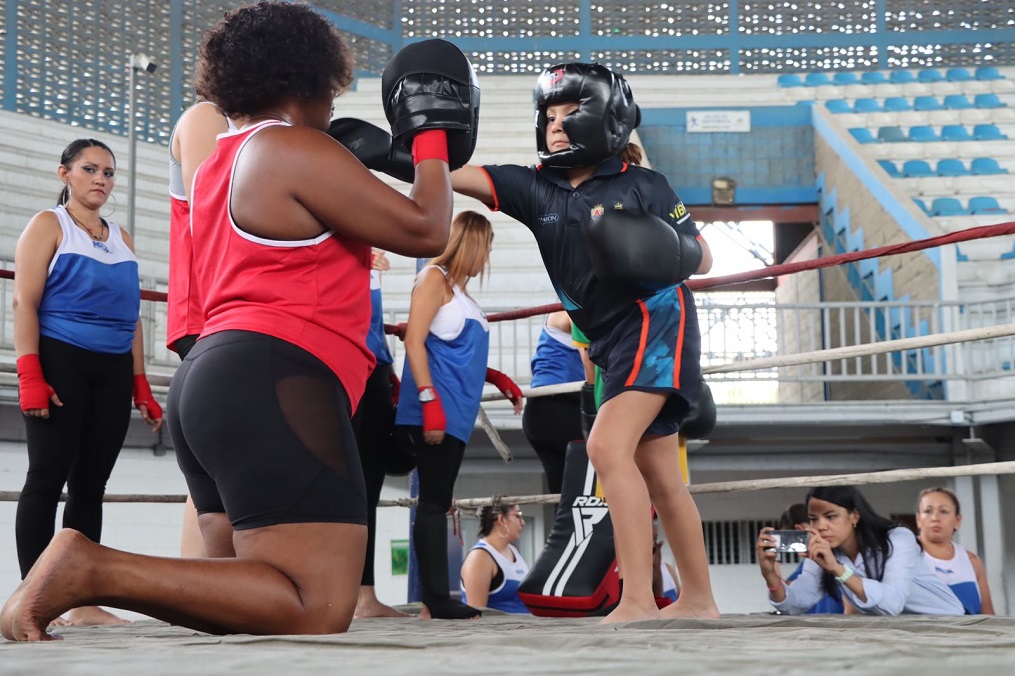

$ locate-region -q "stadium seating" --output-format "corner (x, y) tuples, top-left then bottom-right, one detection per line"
(968, 196), (1007, 215)
(970, 158), (1007, 175)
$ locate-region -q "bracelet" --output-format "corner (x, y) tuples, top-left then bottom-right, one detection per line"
(766, 581), (783, 593)
(835, 564), (855, 584)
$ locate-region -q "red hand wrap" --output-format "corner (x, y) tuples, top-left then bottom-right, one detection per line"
(485, 368), (523, 404)
(133, 374), (163, 420)
(17, 354), (55, 413)
(411, 129), (449, 166)
(389, 371), (401, 407)
(420, 387), (446, 433)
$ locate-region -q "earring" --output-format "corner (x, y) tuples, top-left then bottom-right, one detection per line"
(102, 192), (118, 218)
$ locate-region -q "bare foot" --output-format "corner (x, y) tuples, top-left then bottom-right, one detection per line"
(599, 599), (661, 624)
(48, 616), (72, 628)
(658, 597), (721, 620)
(418, 604), (431, 621)
(66, 606), (131, 626)
(354, 599), (410, 619)
(1, 529), (95, 641)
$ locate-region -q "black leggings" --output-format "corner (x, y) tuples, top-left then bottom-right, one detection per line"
(395, 426), (466, 604)
(522, 392), (582, 494)
(16, 336), (133, 578)
(351, 363), (397, 587)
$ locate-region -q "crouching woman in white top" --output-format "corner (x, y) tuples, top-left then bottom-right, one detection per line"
(757, 486), (964, 616)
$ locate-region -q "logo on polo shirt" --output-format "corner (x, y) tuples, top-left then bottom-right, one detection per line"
(537, 213), (560, 224)
(591, 204), (605, 219)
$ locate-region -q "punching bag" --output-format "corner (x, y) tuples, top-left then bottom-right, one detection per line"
(517, 440), (620, 616)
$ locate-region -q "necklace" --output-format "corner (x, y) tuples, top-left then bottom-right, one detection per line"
(65, 208), (106, 241)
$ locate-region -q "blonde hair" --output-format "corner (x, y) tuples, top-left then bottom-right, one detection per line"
(429, 210), (493, 290)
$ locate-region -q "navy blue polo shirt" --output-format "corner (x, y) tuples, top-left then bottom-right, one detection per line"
(481, 157), (700, 340)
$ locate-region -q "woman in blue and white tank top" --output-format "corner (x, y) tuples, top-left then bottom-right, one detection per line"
(396, 211), (523, 620)
(461, 503), (530, 614)
(917, 487), (995, 614)
(12, 139), (162, 627)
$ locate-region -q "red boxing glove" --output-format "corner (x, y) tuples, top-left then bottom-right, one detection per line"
(389, 371), (401, 407)
(420, 387), (446, 433)
(485, 368), (523, 404)
(17, 354), (55, 413)
(133, 374), (163, 421)
(411, 129), (449, 166)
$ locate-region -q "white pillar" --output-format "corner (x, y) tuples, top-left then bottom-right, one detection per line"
(978, 474), (1008, 614)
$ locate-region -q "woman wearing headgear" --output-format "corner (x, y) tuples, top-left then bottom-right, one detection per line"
(395, 210), (524, 620)
(757, 486), (964, 616)
(522, 310), (585, 493)
(460, 503), (530, 614)
(334, 60), (718, 624)
(1, 0), (472, 641)
(453, 63), (719, 623)
(915, 486), (994, 614)
(12, 137), (163, 628)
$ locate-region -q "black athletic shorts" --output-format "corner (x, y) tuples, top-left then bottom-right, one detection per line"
(167, 330), (367, 529)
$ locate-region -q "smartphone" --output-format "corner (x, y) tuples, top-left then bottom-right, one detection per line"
(769, 530), (809, 554)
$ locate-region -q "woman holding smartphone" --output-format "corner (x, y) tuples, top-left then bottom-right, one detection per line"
(757, 486), (963, 615)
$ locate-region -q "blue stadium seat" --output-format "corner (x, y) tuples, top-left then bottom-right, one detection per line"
(913, 198), (932, 215)
(861, 72), (888, 85)
(973, 124), (1009, 141)
(877, 160), (901, 177)
(854, 98), (882, 113)
(941, 125), (973, 142)
(825, 99), (852, 114)
(975, 66), (1004, 81)
(883, 97), (913, 112)
(936, 159), (970, 176)
(968, 196), (1006, 215)
(918, 69), (945, 83)
(931, 197), (969, 216)
(973, 93), (1005, 109)
(970, 157), (1008, 175)
(902, 160), (934, 177)
(913, 96), (943, 111)
(908, 126), (939, 142)
(879, 126), (908, 143)
(943, 95), (973, 110)
(833, 72), (860, 85)
(946, 68), (974, 82)
(890, 70), (917, 84)
(849, 127), (877, 144)
(778, 73), (804, 87)
(805, 72), (832, 87)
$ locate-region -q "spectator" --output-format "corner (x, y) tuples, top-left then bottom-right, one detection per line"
(916, 487), (994, 614)
(395, 210), (523, 619)
(757, 486), (964, 615)
(460, 503), (530, 614)
(12, 137), (162, 627)
(777, 503), (844, 614)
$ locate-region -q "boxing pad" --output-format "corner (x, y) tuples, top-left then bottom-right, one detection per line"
(586, 210), (703, 291)
(381, 38), (480, 170)
(517, 440), (620, 617)
(679, 379), (716, 439)
(328, 117), (414, 183)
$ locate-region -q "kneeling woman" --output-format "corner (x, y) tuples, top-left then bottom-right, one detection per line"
(757, 486), (963, 615)
(460, 504), (530, 614)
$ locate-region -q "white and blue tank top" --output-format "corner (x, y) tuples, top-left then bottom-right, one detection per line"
(37, 205), (140, 353)
(461, 539), (531, 614)
(922, 543), (982, 614)
(366, 270), (393, 365)
(529, 320), (585, 388)
(396, 266), (490, 443)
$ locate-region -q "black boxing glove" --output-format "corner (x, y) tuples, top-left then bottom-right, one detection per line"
(381, 38), (480, 170)
(579, 382), (598, 440)
(679, 379), (716, 440)
(328, 117), (414, 183)
(586, 209), (703, 292)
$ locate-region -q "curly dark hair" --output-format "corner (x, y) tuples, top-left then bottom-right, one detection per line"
(477, 501), (515, 537)
(194, 1), (354, 118)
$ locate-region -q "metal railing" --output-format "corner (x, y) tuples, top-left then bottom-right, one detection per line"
(3, 271), (1015, 404)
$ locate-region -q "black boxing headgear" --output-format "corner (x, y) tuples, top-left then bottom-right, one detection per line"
(534, 63), (641, 169)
